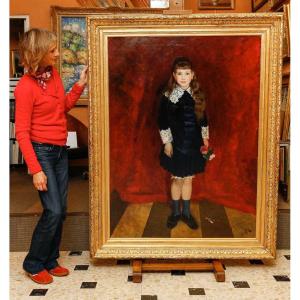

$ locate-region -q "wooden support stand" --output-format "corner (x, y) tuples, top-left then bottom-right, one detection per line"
(131, 259), (225, 283)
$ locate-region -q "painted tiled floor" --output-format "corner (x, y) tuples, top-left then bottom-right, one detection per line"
(10, 250), (290, 300)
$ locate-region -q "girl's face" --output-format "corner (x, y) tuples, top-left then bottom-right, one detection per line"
(40, 43), (59, 68)
(173, 68), (194, 90)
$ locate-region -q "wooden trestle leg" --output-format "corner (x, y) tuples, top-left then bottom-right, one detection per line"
(131, 259), (225, 283)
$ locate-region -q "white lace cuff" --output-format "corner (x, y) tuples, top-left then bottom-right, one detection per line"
(159, 128), (173, 144)
(201, 126), (209, 139)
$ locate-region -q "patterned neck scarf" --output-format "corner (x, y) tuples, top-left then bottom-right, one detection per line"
(34, 66), (52, 90)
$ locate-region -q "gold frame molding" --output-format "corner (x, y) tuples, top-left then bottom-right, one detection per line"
(88, 13), (283, 259)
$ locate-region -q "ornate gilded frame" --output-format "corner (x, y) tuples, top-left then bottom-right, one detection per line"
(88, 13), (283, 259)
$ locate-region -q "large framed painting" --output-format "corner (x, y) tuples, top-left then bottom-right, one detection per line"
(252, 0), (268, 11)
(198, 0), (235, 10)
(51, 6), (164, 105)
(88, 13), (283, 259)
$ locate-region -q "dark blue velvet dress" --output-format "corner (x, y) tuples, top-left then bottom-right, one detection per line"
(158, 86), (208, 177)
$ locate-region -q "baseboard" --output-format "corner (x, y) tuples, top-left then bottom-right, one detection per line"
(10, 214), (89, 252)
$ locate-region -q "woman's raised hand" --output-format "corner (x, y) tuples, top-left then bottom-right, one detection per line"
(164, 142), (173, 157)
(77, 66), (88, 87)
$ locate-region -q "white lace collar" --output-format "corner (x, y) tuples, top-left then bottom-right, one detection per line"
(164, 85), (192, 104)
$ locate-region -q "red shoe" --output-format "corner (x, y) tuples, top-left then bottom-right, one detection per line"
(27, 269), (53, 284)
(49, 265), (69, 277)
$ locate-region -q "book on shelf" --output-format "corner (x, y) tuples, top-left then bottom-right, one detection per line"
(9, 77), (20, 100)
(282, 85), (290, 141)
(279, 147), (285, 182)
(10, 101), (15, 120)
(9, 140), (24, 165)
(9, 122), (15, 139)
(279, 142), (290, 201)
(280, 85), (289, 140)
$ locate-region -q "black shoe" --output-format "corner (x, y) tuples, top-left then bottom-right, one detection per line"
(181, 214), (198, 229)
(167, 214), (180, 229)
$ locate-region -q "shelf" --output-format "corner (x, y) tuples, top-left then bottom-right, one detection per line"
(278, 192), (290, 210)
(9, 164), (25, 168)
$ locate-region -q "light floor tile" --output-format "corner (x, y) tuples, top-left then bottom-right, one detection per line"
(10, 250), (290, 300)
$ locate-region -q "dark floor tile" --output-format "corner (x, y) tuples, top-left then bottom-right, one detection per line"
(273, 275), (290, 281)
(171, 270), (186, 276)
(117, 259), (131, 265)
(249, 259), (264, 265)
(80, 282), (97, 288)
(284, 255), (290, 260)
(232, 281), (250, 288)
(69, 251), (82, 256)
(141, 296), (157, 300)
(29, 289), (48, 296)
(128, 275), (133, 282)
(110, 190), (128, 234)
(74, 264), (89, 270)
(143, 202), (171, 237)
(189, 288), (205, 295)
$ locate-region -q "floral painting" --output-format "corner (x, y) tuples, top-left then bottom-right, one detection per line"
(198, 0), (235, 9)
(60, 17), (88, 98)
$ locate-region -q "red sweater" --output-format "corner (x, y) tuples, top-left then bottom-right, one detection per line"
(15, 67), (85, 174)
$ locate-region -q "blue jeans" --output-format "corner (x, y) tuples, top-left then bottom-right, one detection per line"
(23, 142), (68, 274)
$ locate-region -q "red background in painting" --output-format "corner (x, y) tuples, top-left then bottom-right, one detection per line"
(108, 36), (261, 214)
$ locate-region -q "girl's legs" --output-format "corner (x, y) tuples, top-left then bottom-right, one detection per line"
(171, 177), (182, 201)
(181, 176), (198, 229)
(181, 176), (192, 201)
(167, 178), (183, 228)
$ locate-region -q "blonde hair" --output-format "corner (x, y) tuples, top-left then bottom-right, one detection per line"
(167, 57), (206, 121)
(19, 28), (57, 75)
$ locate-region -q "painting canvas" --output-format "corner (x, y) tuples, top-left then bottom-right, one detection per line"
(108, 35), (259, 240)
(199, 0), (235, 10)
(60, 16), (88, 99)
(89, 13), (283, 259)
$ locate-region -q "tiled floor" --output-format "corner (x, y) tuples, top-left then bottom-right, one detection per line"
(10, 250), (290, 299)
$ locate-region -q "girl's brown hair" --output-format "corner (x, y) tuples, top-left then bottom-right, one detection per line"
(19, 28), (57, 75)
(167, 57), (206, 121)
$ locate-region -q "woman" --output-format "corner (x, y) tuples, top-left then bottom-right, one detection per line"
(15, 28), (88, 284)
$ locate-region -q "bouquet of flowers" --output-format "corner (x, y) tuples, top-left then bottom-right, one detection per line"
(200, 145), (216, 161)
